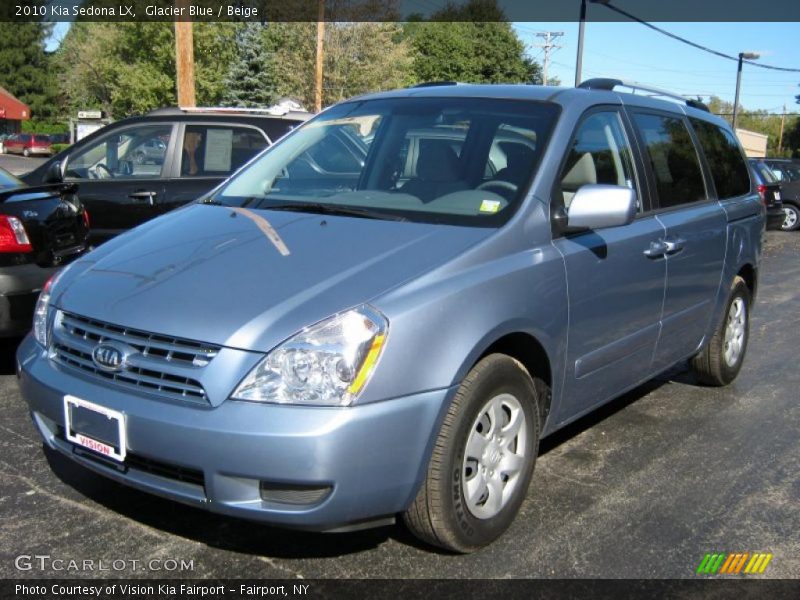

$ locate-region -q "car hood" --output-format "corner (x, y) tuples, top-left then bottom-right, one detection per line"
(55, 204), (492, 351)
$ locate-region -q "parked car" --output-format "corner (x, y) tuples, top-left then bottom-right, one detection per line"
(21, 104), (310, 244)
(47, 133), (70, 145)
(3, 133), (53, 157)
(0, 166), (89, 337)
(17, 80), (762, 552)
(748, 158), (785, 230)
(759, 158), (800, 231)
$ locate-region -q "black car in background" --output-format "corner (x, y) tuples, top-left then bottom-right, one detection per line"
(21, 106), (310, 244)
(759, 158), (800, 231)
(748, 159), (785, 230)
(0, 167), (89, 337)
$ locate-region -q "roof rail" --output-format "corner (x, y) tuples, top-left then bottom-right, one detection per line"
(410, 81), (461, 88)
(578, 78), (710, 112)
(146, 103), (311, 118)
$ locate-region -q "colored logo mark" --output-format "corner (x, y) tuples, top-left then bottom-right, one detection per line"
(697, 552), (773, 574)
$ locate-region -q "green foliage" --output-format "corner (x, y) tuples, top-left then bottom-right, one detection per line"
(57, 22), (238, 118)
(404, 0), (540, 85)
(51, 143), (71, 154)
(269, 22), (414, 109)
(221, 23), (279, 108)
(20, 121), (68, 135)
(0, 21), (60, 120)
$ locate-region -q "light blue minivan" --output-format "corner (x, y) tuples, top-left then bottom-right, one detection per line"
(17, 80), (763, 552)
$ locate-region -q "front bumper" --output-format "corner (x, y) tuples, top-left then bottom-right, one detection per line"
(17, 335), (451, 530)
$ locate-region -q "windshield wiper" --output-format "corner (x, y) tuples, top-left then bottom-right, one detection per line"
(264, 203), (408, 222)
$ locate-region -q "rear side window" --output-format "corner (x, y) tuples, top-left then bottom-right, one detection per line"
(632, 113), (707, 209)
(181, 125), (268, 177)
(690, 119), (750, 199)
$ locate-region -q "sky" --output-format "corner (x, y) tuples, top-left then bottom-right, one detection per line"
(513, 21), (799, 113)
(46, 20), (799, 114)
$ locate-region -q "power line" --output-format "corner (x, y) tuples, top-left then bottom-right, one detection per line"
(601, 2), (800, 73)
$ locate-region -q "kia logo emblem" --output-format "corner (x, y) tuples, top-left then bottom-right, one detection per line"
(91, 343), (126, 372)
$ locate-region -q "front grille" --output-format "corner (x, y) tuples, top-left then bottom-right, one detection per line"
(52, 312), (219, 404)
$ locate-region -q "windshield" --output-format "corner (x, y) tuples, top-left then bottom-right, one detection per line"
(211, 97), (559, 226)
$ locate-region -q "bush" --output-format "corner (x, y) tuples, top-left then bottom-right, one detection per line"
(51, 143), (71, 154)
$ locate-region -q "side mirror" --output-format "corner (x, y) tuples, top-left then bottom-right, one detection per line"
(43, 160), (64, 184)
(567, 184), (637, 230)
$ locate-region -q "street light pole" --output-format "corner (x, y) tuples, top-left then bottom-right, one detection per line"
(732, 51), (760, 130)
(574, 0), (587, 87)
(574, 0), (610, 87)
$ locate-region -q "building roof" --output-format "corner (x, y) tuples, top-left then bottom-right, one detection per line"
(0, 86), (30, 121)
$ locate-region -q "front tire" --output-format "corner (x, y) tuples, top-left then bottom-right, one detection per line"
(22, 148), (30, 157)
(690, 276), (751, 386)
(781, 204), (800, 232)
(404, 354), (541, 553)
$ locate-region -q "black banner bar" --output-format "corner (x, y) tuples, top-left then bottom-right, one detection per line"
(2, 0), (800, 23)
(4, 579), (800, 600)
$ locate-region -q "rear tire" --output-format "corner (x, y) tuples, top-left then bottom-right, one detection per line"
(22, 148), (30, 157)
(781, 203), (800, 232)
(690, 276), (751, 386)
(403, 354), (541, 553)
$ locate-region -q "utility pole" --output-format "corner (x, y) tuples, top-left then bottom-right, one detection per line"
(174, 0), (195, 108)
(534, 31), (563, 86)
(778, 104), (786, 156)
(314, 0), (325, 113)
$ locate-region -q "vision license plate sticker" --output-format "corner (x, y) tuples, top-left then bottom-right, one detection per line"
(64, 395), (127, 462)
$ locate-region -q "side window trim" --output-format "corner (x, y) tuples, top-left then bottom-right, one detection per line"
(64, 121), (177, 182)
(626, 108), (712, 214)
(550, 104), (643, 238)
(166, 121), (270, 179)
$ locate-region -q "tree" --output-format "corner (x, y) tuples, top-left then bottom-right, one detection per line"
(57, 22), (239, 118)
(0, 22), (59, 120)
(404, 0), (541, 85)
(221, 23), (279, 108)
(268, 22), (413, 110)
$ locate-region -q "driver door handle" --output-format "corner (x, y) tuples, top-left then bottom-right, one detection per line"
(662, 237), (686, 255)
(643, 240), (668, 258)
(129, 191), (157, 206)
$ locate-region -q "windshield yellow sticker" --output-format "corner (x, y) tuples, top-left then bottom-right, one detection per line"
(479, 199), (502, 213)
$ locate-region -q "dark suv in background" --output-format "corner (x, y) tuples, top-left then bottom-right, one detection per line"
(748, 158), (785, 230)
(759, 158), (800, 231)
(21, 106), (310, 244)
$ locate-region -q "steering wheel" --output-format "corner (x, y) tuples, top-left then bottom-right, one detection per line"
(90, 163), (113, 179)
(476, 179), (518, 196)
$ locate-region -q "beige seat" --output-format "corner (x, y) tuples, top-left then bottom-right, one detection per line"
(561, 152), (597, 207)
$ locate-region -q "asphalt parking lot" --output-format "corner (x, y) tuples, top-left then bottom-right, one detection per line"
(0, 154), (46, 176)
(0, 230), (797, 580)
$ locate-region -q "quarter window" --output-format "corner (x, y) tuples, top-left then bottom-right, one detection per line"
(689, 119), (750, 199)
(558, 111), (637, 209)
(632, 113), (707, 208)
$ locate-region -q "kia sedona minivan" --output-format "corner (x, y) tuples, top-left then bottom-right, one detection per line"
(17, 80), (763, 552)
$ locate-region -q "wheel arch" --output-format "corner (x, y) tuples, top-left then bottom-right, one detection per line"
(455, 328), (556, 433)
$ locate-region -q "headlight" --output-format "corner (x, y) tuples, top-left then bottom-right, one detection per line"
(33, 274), (57, 347)
(232, 306), (388, 406)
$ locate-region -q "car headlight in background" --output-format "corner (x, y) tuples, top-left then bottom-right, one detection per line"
(232, 306), (388, 406)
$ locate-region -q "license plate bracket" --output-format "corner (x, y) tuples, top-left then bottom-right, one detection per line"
(64, 395), (126, 462)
